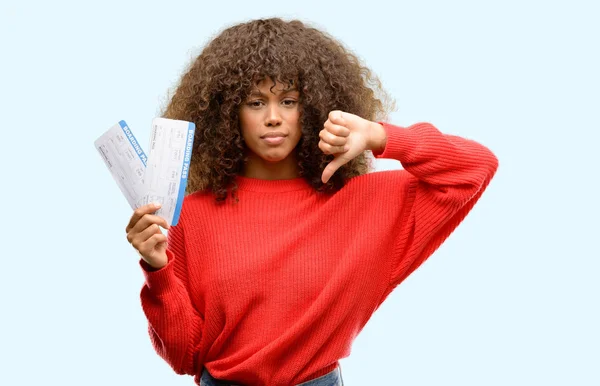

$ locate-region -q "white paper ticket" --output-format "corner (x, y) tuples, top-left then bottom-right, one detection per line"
(142, 118), (196, 226)
(94, 120), (148, 209)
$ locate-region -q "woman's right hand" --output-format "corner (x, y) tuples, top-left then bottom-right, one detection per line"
(126, 203), (170, 270)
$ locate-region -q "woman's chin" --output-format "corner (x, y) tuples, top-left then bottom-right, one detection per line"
(261, 150), (291, 163)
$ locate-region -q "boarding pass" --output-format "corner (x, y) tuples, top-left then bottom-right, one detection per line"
(94, 118), (195, 226)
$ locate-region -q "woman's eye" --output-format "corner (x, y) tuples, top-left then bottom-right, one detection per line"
(282, 99), (297, 106)
(248, 101), (263, 107)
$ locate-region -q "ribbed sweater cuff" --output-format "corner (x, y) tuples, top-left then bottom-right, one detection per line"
(373, 122), (423, 161)
(139, 249), (177, 296)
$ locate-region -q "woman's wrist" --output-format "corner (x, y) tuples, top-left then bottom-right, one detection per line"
(368, 122), (387, 154)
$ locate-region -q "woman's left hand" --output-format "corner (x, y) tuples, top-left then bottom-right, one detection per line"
(319, 110), (387, 183)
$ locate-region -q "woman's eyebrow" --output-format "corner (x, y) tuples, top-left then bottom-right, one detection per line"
(248, 88), (299, 97)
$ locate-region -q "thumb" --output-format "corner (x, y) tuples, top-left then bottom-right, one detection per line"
(321, 154), (352, 184)
(329, 110), (347, 126)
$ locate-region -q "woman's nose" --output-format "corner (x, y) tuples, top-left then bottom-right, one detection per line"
(265, 105), (283, 126)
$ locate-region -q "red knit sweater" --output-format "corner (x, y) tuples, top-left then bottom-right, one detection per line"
(139, 122), (498, 385)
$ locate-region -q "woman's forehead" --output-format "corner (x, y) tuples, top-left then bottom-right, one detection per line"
(251, 76), (298, 92)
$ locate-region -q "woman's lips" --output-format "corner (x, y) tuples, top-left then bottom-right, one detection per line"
(261, 133), (287, 145)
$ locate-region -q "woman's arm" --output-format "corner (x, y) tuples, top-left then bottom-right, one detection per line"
(371, 121), (498, 287)
(319, 111), (498, 287)
(139, 219), (204, 376)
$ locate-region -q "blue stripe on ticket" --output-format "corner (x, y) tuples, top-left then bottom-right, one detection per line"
(171, 122), (195, 226)
(119, 120), (148, 166)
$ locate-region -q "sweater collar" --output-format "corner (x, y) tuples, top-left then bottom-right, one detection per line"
(235, 175), (312, 193)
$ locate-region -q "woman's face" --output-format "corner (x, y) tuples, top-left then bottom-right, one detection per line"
(239, 77), (302, 165)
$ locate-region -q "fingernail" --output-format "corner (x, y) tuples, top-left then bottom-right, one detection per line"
(154, 202), (161, 208)
(344, 145), (350, 151)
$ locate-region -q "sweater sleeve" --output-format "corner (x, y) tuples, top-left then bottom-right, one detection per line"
(373, 122), (498, 288)
(139, 219), (204, 376)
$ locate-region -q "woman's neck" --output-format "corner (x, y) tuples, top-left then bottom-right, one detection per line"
(242, 153), (300, 180)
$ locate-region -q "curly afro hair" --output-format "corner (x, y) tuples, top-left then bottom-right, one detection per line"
(161, 17), (394, 203)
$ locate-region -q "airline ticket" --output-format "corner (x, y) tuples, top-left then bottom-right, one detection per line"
(94, 120), (148, 209)
(142, 118), (196, 226)
(94, 118), (195, 226)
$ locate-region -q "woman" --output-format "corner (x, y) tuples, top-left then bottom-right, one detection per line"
(125, 17), (498, 386)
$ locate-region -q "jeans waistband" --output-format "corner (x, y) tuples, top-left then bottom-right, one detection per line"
(200, 366), (343, 386)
